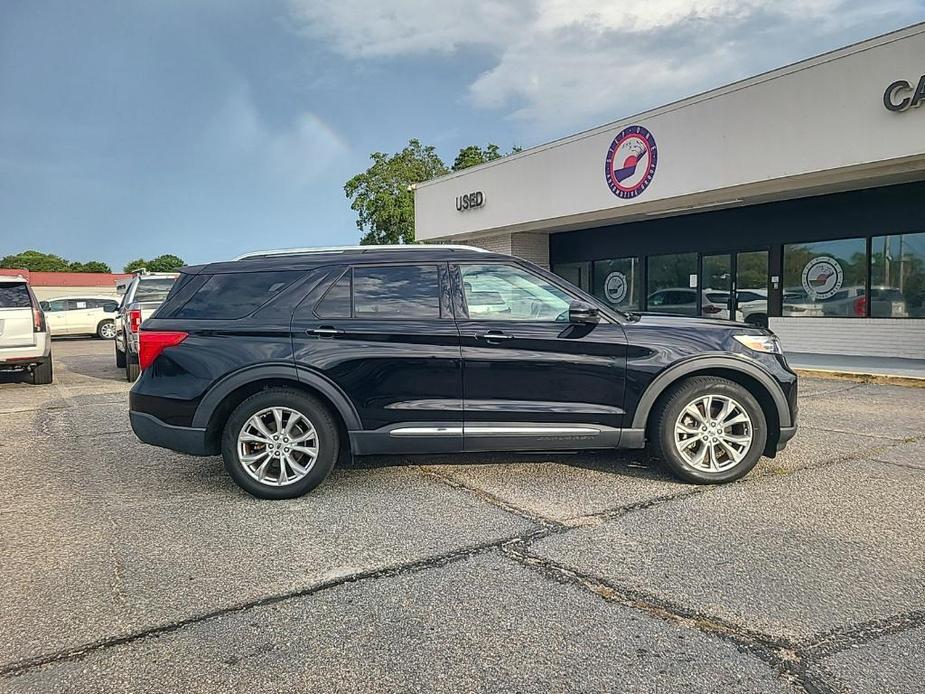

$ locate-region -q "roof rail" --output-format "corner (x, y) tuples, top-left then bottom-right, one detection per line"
(232, 244), (489, 261)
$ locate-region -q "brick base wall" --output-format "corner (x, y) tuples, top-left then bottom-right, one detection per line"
(456, 232), (550, 269)
(769, 317), (925, 359)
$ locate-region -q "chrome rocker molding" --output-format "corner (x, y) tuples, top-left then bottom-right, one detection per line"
(350, 422), (622, 455)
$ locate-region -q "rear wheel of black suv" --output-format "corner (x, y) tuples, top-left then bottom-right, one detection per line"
(650, 376), (767, 484)
(221, 388), (339, 499)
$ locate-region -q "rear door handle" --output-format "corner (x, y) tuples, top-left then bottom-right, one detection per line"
(475, 331), (513, 342)
(306, 326), (344, 337)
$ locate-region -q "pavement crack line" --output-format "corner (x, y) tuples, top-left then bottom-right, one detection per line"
(497, 539), (838, 694)
(799, 609), (925, 662)
(0, 531), (543, 679)
(418, 466), (568, 530)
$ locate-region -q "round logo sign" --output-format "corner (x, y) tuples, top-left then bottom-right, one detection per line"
(605, 125), (658, 199)
(801, 256), (844, 300)
(603, 272), (628, 304)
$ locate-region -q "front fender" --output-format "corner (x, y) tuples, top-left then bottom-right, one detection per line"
(629, 353), (793, 431)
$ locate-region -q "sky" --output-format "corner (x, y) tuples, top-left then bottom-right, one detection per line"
(1, 0), (923, 271)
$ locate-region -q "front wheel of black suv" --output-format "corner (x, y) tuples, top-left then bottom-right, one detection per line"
(649, 376), (767, 484)
(221, 388), (339, 499)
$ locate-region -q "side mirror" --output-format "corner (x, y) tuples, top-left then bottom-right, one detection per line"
(569, 300), (600, 324)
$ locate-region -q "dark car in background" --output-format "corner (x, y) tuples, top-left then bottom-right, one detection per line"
(128, 246), (797, 499)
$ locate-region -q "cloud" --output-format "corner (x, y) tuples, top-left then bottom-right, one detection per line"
(205, 85), (348, 189)
(288, 0), (924, 135)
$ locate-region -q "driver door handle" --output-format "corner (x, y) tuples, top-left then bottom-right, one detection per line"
(306, 326), (344, 337)
(475, 331), (513, 342)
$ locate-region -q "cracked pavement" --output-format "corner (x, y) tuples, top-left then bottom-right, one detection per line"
(1, 340), (923, 693)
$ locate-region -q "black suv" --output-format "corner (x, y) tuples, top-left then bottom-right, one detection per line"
(129, 246), (797, 499)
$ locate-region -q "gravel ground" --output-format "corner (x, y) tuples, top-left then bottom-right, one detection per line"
(1, 338), (923, 693)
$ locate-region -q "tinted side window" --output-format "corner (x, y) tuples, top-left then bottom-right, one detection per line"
(353, 265), (441, 318)
(315, 270), (351, 318)
(0, 283), (31, 308)
(66, 299), (90, 310)
(174, 271), (303, 319)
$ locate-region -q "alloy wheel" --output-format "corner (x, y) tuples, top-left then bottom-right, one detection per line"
(236, 407), (319, 486)
(673, 394), (753, 472)
(100, 322), (117, 339)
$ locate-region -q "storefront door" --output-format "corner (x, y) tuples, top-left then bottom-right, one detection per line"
(700, 250), (769, 327)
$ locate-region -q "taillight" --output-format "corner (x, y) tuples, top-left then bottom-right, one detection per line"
(138, 331), (188, 370)
(32, 305), (45, 333)
(703, 305), (722, 314)
(28, 289), (46, 332)
(129, 309), (142, 333)
(853, 296), (866, 317)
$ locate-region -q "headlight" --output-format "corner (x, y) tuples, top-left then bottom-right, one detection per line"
(733, 334), (782, 354)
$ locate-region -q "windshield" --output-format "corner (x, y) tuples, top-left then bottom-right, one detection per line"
(134, 277), (176, 303)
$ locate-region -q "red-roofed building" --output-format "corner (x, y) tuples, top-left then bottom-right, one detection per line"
(0, 268), (132, 300)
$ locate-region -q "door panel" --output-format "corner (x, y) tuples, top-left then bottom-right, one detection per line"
(452, 263), (628, 450)
(67, 299), (97, 334)
(43, 299), (69, 335)
(458, 319), (628, 427)
(290, 264), (463, 442)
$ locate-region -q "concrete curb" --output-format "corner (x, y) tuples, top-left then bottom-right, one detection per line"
(794, 368), (925, 388)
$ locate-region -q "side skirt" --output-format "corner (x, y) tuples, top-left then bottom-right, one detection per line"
(349, 422), (627, 456)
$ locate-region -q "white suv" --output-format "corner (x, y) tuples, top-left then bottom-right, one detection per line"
(0, 275), (53, 384)
(39, 295), (119, 339)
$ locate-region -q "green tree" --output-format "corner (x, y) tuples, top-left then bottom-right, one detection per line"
(0, 250), (71, 272)
(123, 258), (148, 273)
(146, 254), (185, 272)
(345, 139), (448, 245)
(69, 261), (112, 273)
(451, 143), (520, 171)
(123, 254), (185, 273)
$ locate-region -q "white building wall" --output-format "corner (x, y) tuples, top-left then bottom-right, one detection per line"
(770, 318), (925, 359)
(415, 24), (925, 242)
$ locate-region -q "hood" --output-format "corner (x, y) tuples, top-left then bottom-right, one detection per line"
(628, 312), (761, 332)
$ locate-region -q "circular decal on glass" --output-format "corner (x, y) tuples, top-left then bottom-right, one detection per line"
(801, 256), (844, 300)
(604, 125), (658, 199)
(603, 271), (628, 304)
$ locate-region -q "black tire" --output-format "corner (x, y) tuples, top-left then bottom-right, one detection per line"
(31, 357), (53, 385)
(115, 343), (126, 368)
(221, 388), (339, 499)
(649, 376), (767, 484)
(97, 320), (117, 340)
(125, 355), (140, 382)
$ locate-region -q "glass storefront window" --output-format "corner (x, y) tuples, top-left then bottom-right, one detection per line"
(593, 257), (641, 311)
(783, 238), (867, 317)
(871, 232), (925, 318)
(551, 262), (591, 292)
(647, 253), (698, 316)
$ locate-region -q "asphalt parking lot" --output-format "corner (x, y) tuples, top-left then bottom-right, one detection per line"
(1, 339), (924, 693)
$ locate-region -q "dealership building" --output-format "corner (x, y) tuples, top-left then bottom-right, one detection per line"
(414, 23), (925, 361)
